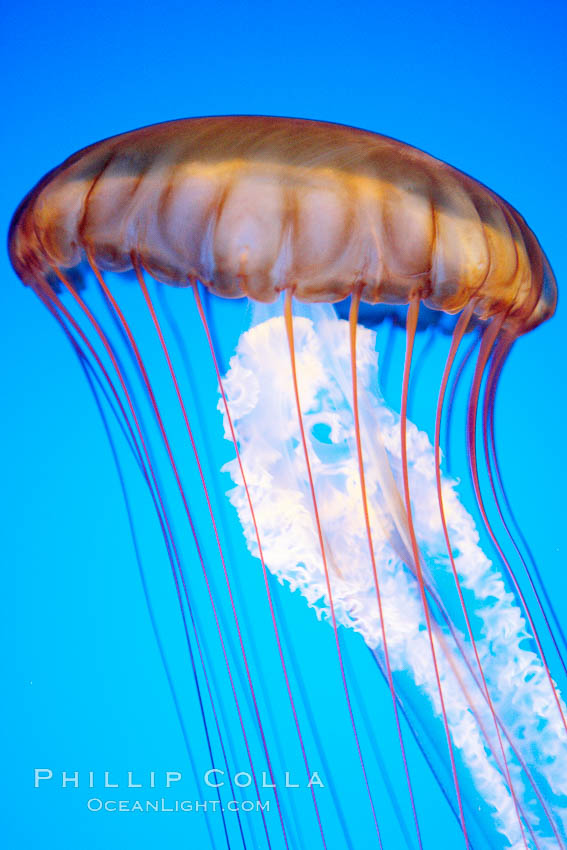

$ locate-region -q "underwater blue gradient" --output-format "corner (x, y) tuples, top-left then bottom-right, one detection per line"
(1, 0), (566, 848)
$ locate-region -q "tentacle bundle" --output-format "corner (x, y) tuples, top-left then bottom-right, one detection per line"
(9, 116), (564, 850)
(220, 301), (567, 848)
(8, 116), (556, 333)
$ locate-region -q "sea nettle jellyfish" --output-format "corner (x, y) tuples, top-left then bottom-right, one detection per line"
(9, 116), (566, 850)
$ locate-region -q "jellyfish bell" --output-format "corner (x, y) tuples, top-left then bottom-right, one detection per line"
(8, 116), (554, 324)
(8, 116), (566, 850)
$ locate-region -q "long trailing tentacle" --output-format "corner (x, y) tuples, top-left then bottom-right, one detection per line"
(132, 265), (269, 849)
(34, 276), (228, 850)
(376, 300), (563, 844)
(349, 287), (424, 850)
(50, 264), (276, 849)
(483, 334), (567, 679)
(348, 296), (546, 842)
(190, 278), (328, 850)
(374, 310), (563, 843)
(284, 288), (384, 849)
(32, 257), (565, 849)
(350, 316), (559, 832)
(434, 301), (532, 850)
(444, 330), (480, 475)
(158, 279), (345, 845)
(400, 296), (470, 849)
(270, 592), (358, 850)
(85, 257), (285, 849)
(467, 318), (567, 739)
(79, 350), (253, 850)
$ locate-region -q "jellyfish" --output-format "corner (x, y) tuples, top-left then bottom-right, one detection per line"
(8, 116), (566, 850)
